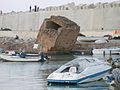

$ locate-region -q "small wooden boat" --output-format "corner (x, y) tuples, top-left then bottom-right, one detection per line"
(0, 53), (47, 62)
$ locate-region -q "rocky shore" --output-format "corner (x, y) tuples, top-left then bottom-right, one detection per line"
(73, 39), (120, 55)
(0, 36), (120, 55)
(0, 37), (37, 53)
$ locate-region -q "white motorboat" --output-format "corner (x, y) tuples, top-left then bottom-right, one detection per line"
(47, 57), (111, 84)
(0, 53), (47, 62)
(92, 47), (120, 55)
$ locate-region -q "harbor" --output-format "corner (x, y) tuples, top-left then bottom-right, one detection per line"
(0, 0), (120, 90)
(0, 14), (120, 90)
(0, 54), (120, 90)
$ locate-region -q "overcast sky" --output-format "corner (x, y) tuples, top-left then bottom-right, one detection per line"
(0, 0), (118, 12)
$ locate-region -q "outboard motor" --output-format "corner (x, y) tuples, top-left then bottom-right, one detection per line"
(19, 52), (26, 58)
(39, 52), (46, 62)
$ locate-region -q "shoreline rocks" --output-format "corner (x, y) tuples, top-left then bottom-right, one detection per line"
(0, 37), (37, 53)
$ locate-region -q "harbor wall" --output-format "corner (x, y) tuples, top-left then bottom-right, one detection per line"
(0, 2), (120, 38)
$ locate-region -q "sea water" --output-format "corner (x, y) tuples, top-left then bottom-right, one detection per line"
(0, 54), (119, 90)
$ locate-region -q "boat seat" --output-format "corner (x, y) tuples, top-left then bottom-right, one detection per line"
(69, 67), (77, 73)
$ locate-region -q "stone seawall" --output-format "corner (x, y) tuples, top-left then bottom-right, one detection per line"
(0, 2), (120, 37)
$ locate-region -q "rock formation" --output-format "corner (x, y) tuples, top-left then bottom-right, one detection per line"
(36, 16), (80, 52)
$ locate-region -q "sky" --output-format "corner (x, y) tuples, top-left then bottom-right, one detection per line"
(0, 0), (118, 13)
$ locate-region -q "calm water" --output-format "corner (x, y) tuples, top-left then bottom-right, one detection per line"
(0, 54), (119, 90)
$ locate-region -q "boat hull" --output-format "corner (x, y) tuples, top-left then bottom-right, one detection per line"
(47, 69), (110, 84)
(0, 54), (43, 62)
(47, 57), (112, 84)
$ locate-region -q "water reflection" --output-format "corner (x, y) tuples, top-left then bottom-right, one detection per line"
(0, 55), (119, 90)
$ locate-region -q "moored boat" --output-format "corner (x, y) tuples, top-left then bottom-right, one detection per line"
(92, 47), (120, 55)
(0, 53), (47, 62)
(47, 57), (111, 84)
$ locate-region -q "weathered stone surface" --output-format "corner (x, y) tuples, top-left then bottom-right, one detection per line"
(36, 16), (80, 52)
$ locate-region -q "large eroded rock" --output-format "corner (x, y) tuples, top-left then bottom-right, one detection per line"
(36, 16), (80, 52)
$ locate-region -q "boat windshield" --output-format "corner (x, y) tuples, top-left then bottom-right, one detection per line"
(61, 67), (70, 73)
(60, 64), (84, 73)
(56, 57), (102, 73)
